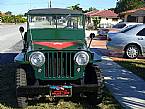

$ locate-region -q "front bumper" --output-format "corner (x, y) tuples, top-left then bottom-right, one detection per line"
(17, 84), (100, 97)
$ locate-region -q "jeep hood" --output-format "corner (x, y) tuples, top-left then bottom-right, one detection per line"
(31, 40), (87, 51)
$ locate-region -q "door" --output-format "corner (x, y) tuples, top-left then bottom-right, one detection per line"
(136, 28), (145, 54)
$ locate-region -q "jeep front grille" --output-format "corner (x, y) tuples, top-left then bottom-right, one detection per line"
(44, 51), (75, 78)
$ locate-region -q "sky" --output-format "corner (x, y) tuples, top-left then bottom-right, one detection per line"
(0, 0), (117, 15)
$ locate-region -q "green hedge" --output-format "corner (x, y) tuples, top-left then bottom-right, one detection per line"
(1, 15), (27, 23)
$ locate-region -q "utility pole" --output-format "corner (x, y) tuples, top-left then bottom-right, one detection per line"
(50, 0), (52, 8)
(48, 0), (52, 8)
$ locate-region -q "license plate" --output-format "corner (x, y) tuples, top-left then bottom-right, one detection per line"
(50, 85), (72, 97)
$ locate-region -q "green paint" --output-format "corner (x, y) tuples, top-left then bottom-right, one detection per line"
(28, 28), (85, 41)
(16, 8), (94, 81)
(27, 50), (90, 80)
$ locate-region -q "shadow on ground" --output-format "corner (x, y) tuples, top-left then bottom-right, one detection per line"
(91, 48), (109, 57)
(0, 53), (18, 64)
(0, 53), (18, 107)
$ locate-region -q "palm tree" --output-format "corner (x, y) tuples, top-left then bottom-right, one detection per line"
(67, 4), (82, 11)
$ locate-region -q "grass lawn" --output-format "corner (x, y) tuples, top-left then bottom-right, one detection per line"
(0, 63), (122, 109)
(0, 89), (122, 109)
(112, 57), (145, 81)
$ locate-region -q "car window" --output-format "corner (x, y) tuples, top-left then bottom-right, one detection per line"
(136, 28), (145, 36)
(112, 23), (126, 29)
(120, 25), (138, 33)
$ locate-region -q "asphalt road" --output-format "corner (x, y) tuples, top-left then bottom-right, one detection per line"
(0, 24), (26, 64)
(0, 24), (25, 53)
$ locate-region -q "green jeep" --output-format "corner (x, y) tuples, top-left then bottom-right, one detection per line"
(15, 8), (104, 108)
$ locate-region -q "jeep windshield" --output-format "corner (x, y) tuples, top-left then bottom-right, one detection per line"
(27, 8), (85, 40)
(28, 15), (83, 29)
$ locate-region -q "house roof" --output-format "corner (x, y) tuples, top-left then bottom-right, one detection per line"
(85, 10), (118, 18)
(85, 10), (99, 16)
(28, 8), (83, 15)
(121, 7), (145, 14)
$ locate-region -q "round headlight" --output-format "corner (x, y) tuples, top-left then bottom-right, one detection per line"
(74, 51), (89, 65)
(29, 52), (45, 67)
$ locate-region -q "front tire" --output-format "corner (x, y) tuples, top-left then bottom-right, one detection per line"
(16, 65), (28, 108)
(84, 64), (104, 105)
(124, 45), (140, 59)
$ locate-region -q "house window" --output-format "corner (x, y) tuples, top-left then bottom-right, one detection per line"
(143, 16), (145, 23)
(127, 15), (136, 22)
(99, 17), (101, 19)
(112, 18), (118, 21)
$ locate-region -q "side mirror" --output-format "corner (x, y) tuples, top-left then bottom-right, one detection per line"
(89, 33), (95, 39)
(19, 26), (24, 33)
(88, 33), (95, 49)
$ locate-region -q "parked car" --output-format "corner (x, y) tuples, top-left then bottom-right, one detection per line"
(98, 22), (142, 40)
(107, 24), (145, 59)
(14, 8), (104, 108)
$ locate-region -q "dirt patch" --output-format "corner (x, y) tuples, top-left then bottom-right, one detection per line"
(87, 39), (107, 49)
(91, 40), (107, 49)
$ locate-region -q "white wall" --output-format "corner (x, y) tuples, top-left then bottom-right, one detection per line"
(88, 16), (122, 28)
(99, 17), (121, 28)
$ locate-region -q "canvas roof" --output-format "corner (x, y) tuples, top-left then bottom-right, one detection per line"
(27, 8), (83, 15)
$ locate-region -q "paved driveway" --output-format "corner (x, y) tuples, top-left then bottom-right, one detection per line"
(89, 39), (145, 109)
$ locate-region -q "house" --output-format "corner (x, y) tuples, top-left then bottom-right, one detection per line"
(85, 10), (121, 28)
(120, 7), (145, 23)
(0, 12), (6, 23)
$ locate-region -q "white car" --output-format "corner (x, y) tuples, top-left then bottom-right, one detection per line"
(107, 24), (145, 59)
(97, 22), (142, 39)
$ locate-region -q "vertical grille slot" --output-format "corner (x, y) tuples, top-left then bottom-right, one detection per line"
(71, 53), (74, 77)
(45, 51), (75, 79)
(49, 53), (53, 77)
(45, 53), (48, 77)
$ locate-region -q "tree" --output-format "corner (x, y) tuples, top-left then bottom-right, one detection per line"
(108, 8), (115, 11)
(92, 17), (101, 29)
(67, 4), (82, 11)
(5, 11), (12, 16)
(115, 0), (145, 13)
(84, 7), (97, 13)
(88, 7), (97, 11)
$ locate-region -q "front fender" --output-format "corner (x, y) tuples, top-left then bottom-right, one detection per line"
(92, 52), (102, 63)
(14, 52), (26, 64)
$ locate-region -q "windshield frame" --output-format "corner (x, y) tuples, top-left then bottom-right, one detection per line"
(27, 14), (85, 29)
